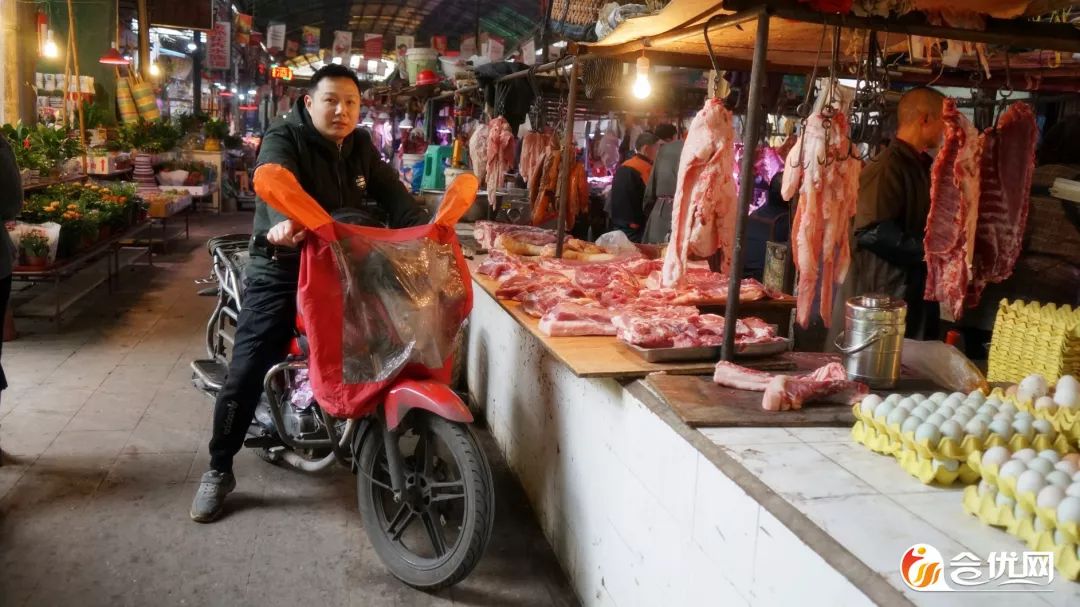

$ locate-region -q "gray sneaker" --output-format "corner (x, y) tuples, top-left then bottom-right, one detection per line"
(190, 470), (236, 523)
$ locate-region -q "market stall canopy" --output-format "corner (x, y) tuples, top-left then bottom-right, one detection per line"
(577, 0), (1080, 85)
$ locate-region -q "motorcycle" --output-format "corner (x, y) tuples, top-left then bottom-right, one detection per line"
(190, 197), (494, 590)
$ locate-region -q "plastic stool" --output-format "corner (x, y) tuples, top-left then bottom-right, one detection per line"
(421, 145), (452, 190)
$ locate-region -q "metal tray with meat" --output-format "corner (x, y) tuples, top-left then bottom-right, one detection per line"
(626, 336), (792, 363)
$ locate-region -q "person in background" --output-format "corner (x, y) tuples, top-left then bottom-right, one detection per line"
(838, 86), (946, 341)
(0, 134), (21, 416)
(606, 132), (659, 242)
(742, 173), (790, 281)
(642, 123), (681, 244)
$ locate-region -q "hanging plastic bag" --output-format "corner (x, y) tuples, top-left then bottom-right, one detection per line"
(256, 166), (477, 418)
(595, 230), (643, 259)
(902, 339), (989, 393)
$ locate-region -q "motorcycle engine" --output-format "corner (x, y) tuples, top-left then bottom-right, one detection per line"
(282, 403), (320, 438)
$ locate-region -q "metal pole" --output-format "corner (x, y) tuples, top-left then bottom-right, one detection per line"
(136, 0), (151, 81)
(721, 10), (770, 362)
(554, 60), (579, 259)
(193, 31), (202, 114)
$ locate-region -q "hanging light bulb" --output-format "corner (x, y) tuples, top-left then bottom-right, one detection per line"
(399, 116), (414, 131)
(367, 60), (380, 74)
(632, 55), (651, 100)
(149, 62), (161, 77)
(187, 41), (198, 52)
(42, 30), (59, 59)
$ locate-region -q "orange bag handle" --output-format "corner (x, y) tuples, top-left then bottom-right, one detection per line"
(432, 173), (478, 227)
(253, 164), (333, 231)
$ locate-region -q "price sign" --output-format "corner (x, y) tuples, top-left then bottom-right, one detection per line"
(271, 66), (293, 81)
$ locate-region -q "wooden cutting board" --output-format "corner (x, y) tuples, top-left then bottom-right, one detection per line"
(643, 373), (857, 428)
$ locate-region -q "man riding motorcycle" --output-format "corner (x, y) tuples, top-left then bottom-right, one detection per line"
(191, 64), (428, 523)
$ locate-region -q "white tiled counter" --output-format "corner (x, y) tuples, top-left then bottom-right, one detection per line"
(466, 284), (1080, 606)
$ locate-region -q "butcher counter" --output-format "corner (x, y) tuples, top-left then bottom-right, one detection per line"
(463, 260), (1080, 607)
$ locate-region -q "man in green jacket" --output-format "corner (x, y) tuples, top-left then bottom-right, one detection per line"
(191, 64), (427, 523)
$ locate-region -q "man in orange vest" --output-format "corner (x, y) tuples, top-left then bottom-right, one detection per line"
(606, 132), (659, 242)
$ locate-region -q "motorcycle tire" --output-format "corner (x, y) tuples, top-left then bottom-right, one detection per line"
(356, 412), (494, 590)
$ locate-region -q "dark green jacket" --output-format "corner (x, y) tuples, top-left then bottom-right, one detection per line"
(248, 98), (427, 282)
(0, 137), (23, 279)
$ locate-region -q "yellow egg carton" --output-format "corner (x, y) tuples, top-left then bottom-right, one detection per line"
(988, 300), (1080, 384)
(897, 449), (979, 484)
(963, 486), (1080, 581)
(1008, 392), (1080, 444)
(851, 420), (900, 455)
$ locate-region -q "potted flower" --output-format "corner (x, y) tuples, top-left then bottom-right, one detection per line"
(203, 119), (228, 151)
(19, 229), (50, 268)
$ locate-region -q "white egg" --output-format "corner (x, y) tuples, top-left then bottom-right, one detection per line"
(1016, 410), (1035, 422)
(996, 492), (1017, 508)
(1035, 517), (1050, 532)
(993, 412), (1015, 423)
(1028, 458), (1055, 476)
(1057, 375), (1079, 393)
(939, 420), (965, 442)
(1038, 485), (1067, 509)
(926, 413), (947, 427)
(1000, 459), (1029, 480)
(901, 416), (923, 434)
(977, 404), (997, 417)
(895, 396), (914, 409)
(1068, 483), (1080, 498)
(1039, 449), (1061, 463)
(1056, 496), (1080, 524)
(1075, 471), (1080, 482)
(1035, 396), (1058, 413)
(1014, 503), (1031, 519)
(915, 423), (942, 444)
(929, 392), (948, 403)
(982, 446), (1012, 469)
(964, 419), (989, 441)
(985, 397), (1003, 407)
(1020, 374), (1050, 399)
(1055, 377), (1079, 409)
(989, 419), (1015, 440)
(860, 394), (883, 416)
(955, 404), (977, 417)
(1000, 403), (1019, 416)
(938, 406), (957, 420)
(1055, 460), (1079, 475)
(1032, 420), (1056, 441)
(1017, 469), (1047, 495)
(885, 393), (903, 405)
(1046, 470), (1073, 488)
(875, 402), (896, 421)
(1012, 419), (1036, 441)
(974, 413), (994, 427)
(910, 393), (927, 403)
(1014, 448), (1038, 462)
(1055, 529), (1069, 546)
(887, 407), (909, 426)
(968, 389), (986, 401)
(933, 458), (960, 472)
(908, 408), (928, 421)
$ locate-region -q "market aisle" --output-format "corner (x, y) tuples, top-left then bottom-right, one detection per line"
(0, 213), (577, 607)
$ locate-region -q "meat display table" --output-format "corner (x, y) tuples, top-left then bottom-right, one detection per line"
(464, 275), (1080, 606)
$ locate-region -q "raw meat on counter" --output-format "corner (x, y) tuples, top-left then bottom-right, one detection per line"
(781, 111), (861, 328)
(469, 123), (489, 182)
(662, 99), (739, 287)
(538, 302), (619, 337)
(614, 310), (782, 349)
(485, 117), (516, 208)
(713, 361), (867, 411)
(519, 132), (552, 188)
(967, 102), (1038, 308)
(473, 221), (556, 250)
(924, 98), (981, 320)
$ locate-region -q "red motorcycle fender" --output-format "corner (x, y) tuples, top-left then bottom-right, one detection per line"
(383, 380), (473, 431)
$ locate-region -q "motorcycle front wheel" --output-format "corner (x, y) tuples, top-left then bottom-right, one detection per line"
(356, 412), (494, 590)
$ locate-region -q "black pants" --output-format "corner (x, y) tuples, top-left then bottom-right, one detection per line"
(208, 278), (297, 473)
(0, 274), (10, 391)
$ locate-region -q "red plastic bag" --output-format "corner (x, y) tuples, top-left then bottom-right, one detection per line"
(300, 221), (472, 418)
(253, 165), (478, 418)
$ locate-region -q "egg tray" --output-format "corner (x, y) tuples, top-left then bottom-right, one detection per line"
(968, 458), (1080, 543)
(1006, 391), (1080, 444)
(852, 401), (1072, 462)
(963, 486), (1080, 581)
(852, 422), (978, 485)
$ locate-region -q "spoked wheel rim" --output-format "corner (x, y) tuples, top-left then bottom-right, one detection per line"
(366, 418), (469, 570)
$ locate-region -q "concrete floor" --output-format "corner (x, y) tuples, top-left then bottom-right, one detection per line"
(0, 213), (577, 607)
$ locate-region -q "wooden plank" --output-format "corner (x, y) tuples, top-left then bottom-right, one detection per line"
(643, 373), (856, 428)
(471, 273), (718, 379)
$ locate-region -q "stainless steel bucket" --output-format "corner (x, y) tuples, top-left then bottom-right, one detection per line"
(835, 294), (907, 389)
